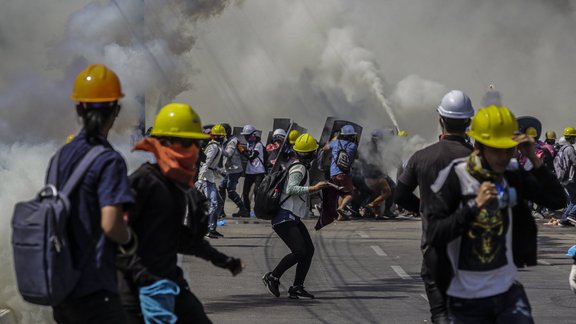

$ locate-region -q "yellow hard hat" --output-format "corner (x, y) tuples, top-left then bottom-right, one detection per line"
(525, 127), (538, 138)
(71, 64), (124, 102)
(293, 133), (319, 153)
(564, 127), (576, 137)
(65, 134), (75, 144)
(398, 130), (408, 137)
(288, 130), (300, 145)
(150, 103), (210, 140)
(467, 105), (518, 149)
(211, 124), (226, 136)
(545, 131), (557, 140)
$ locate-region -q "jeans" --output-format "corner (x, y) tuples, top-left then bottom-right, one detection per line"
(243, 173), (264, 211)
(272, 220), (315, 286)
(196, 181), (223, 231)
(448, 282), (534, 324)
(560, 183), (576, 224)
(219, 172), (244, 210)
(53, 290), (127, 324)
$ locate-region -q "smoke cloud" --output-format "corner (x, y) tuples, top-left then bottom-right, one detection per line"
(2, 0), (576, 321)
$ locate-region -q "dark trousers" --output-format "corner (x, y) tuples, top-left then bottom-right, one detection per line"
(219, 172), (244, 209)
(272, 221), (315, 286)
(53, 290), (127, 324)
(121, 280), (212, 324)
(448, 282), (534, 324)
(421, 261), (449, 324)
(242, 173), (264, 211)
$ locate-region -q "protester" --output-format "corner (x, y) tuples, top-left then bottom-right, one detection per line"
(196, 124), (226, 238)
(427, 105), (565, 323)
(394, 90), (474, 324)
(118, 103), (243, 324)
(553, 127), (576, 226)
(262, 134), (329, 299)
(52, 64), (135, 323)
(322, 125), (358, 221)
(241, 125), (267, 216)
(219, 124), (249, 217)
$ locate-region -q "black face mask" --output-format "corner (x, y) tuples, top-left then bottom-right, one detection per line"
(296, 152), (315, 167)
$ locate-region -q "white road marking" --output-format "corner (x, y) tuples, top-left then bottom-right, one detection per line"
(356, 231), (369, 238)
(420, 294), (429, 302)
(391, 265), (412, 279)
(537, 259), (551, 266)
(370, 245), (387, 256)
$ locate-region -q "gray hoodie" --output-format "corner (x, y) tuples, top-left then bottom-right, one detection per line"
(222, 136), (243, 175)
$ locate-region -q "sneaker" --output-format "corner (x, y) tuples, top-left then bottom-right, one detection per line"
(205, 231), (219, 239)
(288, 285), (314, 299)
(262, 273), (280, 297)
(212, 230), (224, 238)
(567, 216), (576, 225)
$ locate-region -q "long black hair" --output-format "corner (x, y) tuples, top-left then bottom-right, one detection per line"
(76, 102), (119, 143)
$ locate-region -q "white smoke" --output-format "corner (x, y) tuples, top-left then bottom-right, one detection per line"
(3, 0), (576, 321)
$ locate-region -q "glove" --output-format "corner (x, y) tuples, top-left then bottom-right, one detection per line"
(570, 264), (576, 294)
(118, 228), (138, 255)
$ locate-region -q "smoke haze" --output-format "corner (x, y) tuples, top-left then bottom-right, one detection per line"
(1, 0), (576, 321)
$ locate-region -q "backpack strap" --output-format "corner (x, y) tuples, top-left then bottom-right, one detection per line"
(279, 162), (308, 206)
(60, 146), (109, 196)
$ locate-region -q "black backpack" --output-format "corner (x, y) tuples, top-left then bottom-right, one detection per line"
(11, 146), (107, 305)
(336, 141), (352, 173)
(254, 162), (306, 220)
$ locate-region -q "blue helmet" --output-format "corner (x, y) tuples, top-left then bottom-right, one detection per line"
(340, 125), (357, 136)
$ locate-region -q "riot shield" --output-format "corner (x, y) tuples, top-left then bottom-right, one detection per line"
(269, 122), (307, 173)
(266, 118), (291, 145)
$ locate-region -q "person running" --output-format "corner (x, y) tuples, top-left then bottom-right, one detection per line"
(322, 124), (358, 221)
(394, 90), (474, 324)
(262, 134), (329, 299)
(241, 124), (266, 216)
(52, 64), (135, 323)
(219, 124), (249, 218)
(119, 103), (243, 324)
(427, 105), (565, 323)
(196, 124), (226, 238)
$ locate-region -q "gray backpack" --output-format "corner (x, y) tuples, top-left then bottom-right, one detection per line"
(553, 145), (571, 183)
(12, 146), (107, 305)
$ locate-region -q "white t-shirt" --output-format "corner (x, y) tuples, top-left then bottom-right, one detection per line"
(445, 162), (518, 299)
(245, 142), (266, 175)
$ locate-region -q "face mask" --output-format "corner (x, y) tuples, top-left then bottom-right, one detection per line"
(134, 137), (199, 187)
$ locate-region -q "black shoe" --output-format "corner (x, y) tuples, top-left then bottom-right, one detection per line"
(212, 230), (224, 238)
(205, 231), (219, 239)
(288, 285), (314, 299)
(219, 212), (227, 219)
(232, 208), (249, 218)
(262, 273), (280, 297)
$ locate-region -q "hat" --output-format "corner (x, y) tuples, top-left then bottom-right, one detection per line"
(567, 245), (576, 257)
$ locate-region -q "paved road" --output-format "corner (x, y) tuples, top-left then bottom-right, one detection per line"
(181, 215), (576, 324)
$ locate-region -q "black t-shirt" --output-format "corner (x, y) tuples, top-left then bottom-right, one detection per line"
(398, 135), (472, 247)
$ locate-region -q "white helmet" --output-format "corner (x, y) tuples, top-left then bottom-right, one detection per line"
(273, 128), (287, 137)
(437, 90), (474, 119)
(241, 124), (256, 135)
